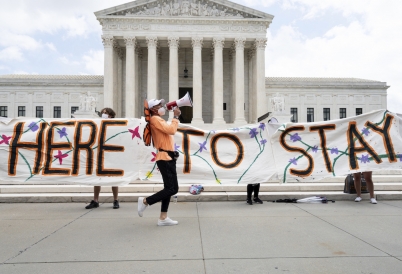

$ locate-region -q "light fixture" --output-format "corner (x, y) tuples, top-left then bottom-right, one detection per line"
(184, 48), (189, 78)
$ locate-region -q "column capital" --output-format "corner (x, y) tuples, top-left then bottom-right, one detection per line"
(191, 37), (203, 49)
(124, 36), (136, 47)
(255, 38), (267, 49)
(213, 37), (225, 49)
(146, 36), (158, 48)
(102, 35), (114, 47)
(247, 48), (256, 59)
(168, 37), (180, 48)
(234, 37), (246, 50)
(136, 46), (143, 58)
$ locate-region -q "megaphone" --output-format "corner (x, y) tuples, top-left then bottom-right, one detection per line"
(165, 92), (193, 111)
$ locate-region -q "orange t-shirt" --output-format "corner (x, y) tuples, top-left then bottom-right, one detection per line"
(150, 116), (179, 161)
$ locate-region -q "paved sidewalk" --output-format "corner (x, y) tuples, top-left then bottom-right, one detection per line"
(0, 200), (402, 274)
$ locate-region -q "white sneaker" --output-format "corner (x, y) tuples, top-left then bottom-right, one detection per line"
(370, 198), (377, 204)
(137, 197), (148, 217)
(157, 217), (178, 226)
(355, 197), (362, 202)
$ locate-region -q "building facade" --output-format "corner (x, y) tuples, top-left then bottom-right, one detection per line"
(0, 0), (389, 124)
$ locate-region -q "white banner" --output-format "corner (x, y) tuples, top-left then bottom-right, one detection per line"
(271, 110), (402, 182)
(1, 109), (401, 185)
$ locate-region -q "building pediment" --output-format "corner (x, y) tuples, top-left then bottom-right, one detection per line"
(95, 0), (273, 20)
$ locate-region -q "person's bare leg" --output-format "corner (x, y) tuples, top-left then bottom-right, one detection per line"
(143, 198), (148, 205)
(363, 171), (375, 198)
(160, 212), (167, 220)
(353, 173), (362, 197)
(94, 186), (101, 202)
(112, 187), (118, 200)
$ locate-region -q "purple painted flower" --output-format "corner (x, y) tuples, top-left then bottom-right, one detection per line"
(260, 139), (267, 145)
(57, 127), (68, 138)
(290, 133), (301, 142)
(28, 122), (39, 132)
(174, 143), (180, 151)
(361, 154), (370, 164)
(362, 128), (370, 136)
(249, 128), (258, 138)
(289, 157), (298, 165)
(330, 147), (339, 155)
(211, 130), (216, 134)
(199, 141), (207, 153)
(312, 145), (318, 153)
(232, 128), (240, 132)
(259, 123), (266, 130)
(398, 154), (402, 162)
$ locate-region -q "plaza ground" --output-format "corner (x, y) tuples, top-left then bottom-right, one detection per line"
(1, 200), (402, 274)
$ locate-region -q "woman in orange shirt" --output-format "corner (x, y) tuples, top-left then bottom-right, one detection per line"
(138, 99), (182, 226)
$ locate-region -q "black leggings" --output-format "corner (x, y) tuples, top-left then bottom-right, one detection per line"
(145, 160), (179, 212)
(247, 183), (260, 200)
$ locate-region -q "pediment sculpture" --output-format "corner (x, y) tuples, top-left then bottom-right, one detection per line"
(114, 0), (257, 18)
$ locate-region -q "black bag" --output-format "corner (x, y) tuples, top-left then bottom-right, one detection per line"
(159, 149), (179, 160)
(344, 173), (369, 194)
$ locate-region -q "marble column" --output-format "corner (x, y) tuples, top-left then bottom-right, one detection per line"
(135, 46), (142, 117)
(348, 95), (354, 118)
(332, 94), (338, 119)
(248, 48), (256, 123)
(234, 38), (247, 125)
(45, 91), (51, 118)
(112, 41), (119, 114)
(124, 36), (136, 118)
(168, 37), (179, 120)
(146, 37), (158, 100)
(102, 36), (115, 110)
(192, 37), (204, 124)
(255, 38), (267, 122)
(212, 37), (225, 125)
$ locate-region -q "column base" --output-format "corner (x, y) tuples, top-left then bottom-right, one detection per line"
(233, 118), (248, 126)
(191, 118), (204, 125)
(212, 118), (226, 125)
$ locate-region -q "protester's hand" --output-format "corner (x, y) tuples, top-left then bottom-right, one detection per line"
(173, 108), (181, 117)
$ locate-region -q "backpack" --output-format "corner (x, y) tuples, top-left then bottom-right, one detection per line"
(344, 173), (369, 194)
(189, 185), (204, 195)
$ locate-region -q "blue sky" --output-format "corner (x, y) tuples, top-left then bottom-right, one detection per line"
(0, 0), (401, 112)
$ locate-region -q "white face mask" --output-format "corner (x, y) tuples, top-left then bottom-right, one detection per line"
(101, 113), (109, 119)
(157, 107), (166, 116)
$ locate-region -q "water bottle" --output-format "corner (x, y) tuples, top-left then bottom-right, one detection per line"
(173, 195), (178, 204)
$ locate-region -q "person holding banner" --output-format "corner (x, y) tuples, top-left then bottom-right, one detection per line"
(353, 172), (377, 204)
(138, 99), (181, 226)
(246, 183), (263, 205)
(85, 107), (120, 210)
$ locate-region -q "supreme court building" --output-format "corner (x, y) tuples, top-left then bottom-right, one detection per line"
(0, 0), (389, 125)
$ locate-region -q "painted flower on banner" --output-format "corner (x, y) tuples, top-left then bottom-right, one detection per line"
(145, 171), (153, 178)
(312, 145), (318, 153)
(54, 150), (68, 165)
(211, 130), (216, 134)
(362, 128), (370, 136)
(330, 148), (339, 155)
(249, 128), (258, 138)
(0, 134), (11, 145)
(289, 157), (298, 165)
(232, 128), (240, 132)
(151, 152), (156, 162)
(398, 154), (402, 162)
(216, 178), (221, 184)
(128, 126), (141, 140)
(174, 143), (180, 151)
(361, 154), (370, 164)
(260, 139), (267, 145)
(259, 123), (266, 131)
(28, 122), (39, 132)
(199, 141), (207, 153)
(290, 133), (301, 142)
(57, 127), (68, 138)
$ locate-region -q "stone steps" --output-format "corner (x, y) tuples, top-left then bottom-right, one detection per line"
(1, 178), (402, 203)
